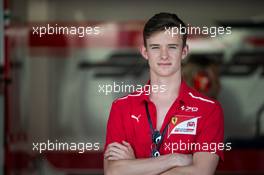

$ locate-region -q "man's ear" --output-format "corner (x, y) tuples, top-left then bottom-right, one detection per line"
(140, 45), (148, 60)
(181, 44), (189, 60)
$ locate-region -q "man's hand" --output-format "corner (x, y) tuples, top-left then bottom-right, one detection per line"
(104, 141), (135, 160)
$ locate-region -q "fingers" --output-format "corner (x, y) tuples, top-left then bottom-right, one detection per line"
(104, 141), (135, 160)
(122, 141), (132, 151)
(104, 142), (128, 160)
(122, 141), (132, 149)
(109, 142), (129, 152)
(104, 145), (126, 159)
(107, 145), (126, 155)
(105, 149), (124, 160)
(122, 141), (135, 159)
(122, 140), (130, 146)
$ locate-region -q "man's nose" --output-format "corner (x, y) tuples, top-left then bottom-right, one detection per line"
(160, 48), (169, 60)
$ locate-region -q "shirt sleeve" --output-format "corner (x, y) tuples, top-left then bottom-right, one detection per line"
(104, 101), (126, 153)
(193, 102), (224, 161)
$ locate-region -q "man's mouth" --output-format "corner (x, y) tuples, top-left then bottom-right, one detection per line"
(157, 63), (172, 66)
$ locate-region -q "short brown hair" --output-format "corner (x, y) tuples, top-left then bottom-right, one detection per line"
(143, 12), (187, 47)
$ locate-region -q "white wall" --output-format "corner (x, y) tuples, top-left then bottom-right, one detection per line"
(10, 0), (264, 26)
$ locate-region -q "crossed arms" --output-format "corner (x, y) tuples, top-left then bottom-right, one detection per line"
(104, 141), (219, 175)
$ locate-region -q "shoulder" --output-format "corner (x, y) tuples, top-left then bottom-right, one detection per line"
(185, 85), (222, 113)
(184, 87), (224, 128)
(111, 91), (143, 107)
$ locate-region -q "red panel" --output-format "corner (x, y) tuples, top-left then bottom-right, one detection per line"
(218, 149), (264, 172)
(5, 151), (34, 171)
(246, 37), (264, 46)
(45, 151), (104, 170)
(29, 32), (69, 48)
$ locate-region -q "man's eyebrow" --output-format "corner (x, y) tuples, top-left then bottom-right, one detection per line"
(148, 44), (160, 47)
(148, 44), (180, 47)
(168, 44), (179, 46)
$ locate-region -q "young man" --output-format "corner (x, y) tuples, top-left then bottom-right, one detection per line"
(104, 12), (224, 175)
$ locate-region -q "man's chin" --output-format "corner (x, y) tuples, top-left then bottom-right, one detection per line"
(155, 71), (175, 77)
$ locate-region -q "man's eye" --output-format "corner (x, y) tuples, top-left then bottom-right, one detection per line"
(151, 47), (159, 49)
(169, 46), (177, 49)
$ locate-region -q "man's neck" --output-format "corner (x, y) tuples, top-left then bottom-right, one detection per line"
(149, 71), (182, 101)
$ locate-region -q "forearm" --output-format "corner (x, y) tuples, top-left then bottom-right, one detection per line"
(160, 152), (219, 175)
(160, 165), (196, 175)
(104, 154), (176, 175)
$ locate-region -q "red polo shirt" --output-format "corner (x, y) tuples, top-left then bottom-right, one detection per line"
(104, 80), (224, 161)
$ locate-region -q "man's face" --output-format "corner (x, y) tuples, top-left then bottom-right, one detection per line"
(141, 31), (188, 77)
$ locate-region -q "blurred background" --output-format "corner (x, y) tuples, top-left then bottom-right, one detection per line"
(1, 0), (264, 174)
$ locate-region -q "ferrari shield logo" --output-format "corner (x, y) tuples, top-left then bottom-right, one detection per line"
(171, 116), (177, 125)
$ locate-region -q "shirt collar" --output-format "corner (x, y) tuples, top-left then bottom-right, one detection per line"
(137, 79), (189, 106)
